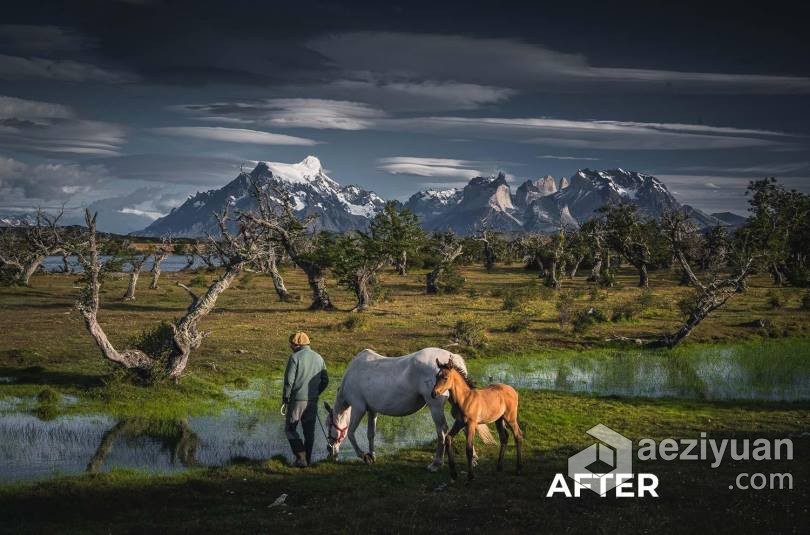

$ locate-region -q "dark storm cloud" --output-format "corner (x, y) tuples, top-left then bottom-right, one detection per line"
(0, 95), (127, 156)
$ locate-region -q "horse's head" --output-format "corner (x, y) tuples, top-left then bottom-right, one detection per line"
(323, 401), (350, 459)
(431, 358), (455, 399)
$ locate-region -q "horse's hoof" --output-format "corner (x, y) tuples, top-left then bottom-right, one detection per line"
(362, 453), (375, 464)
(467, 473), (475, 482)
(496, 465), (503, 472)
(471, 456), (479, 467)
(426, 463), (441, 473)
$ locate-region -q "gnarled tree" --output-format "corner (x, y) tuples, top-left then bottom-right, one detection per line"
(241, 181), (334, 310)
(614, 210), (758, 348)
(601, 203), (655, 288)
(0, 209), (66, 286)
(149, 236), (173, 289)
(426, 232), (464, 294)
(73, 209), (260, 381)
(369, 201), (424, 276)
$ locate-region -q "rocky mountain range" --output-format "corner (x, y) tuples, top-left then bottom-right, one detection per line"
(127, 156), (738, 236)
(140, 156), (386, 237)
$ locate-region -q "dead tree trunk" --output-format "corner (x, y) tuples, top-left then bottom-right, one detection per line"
(637, 262), (649, 288)
(149, 251), (169, 289)
(74, 210), (252, 381)
(587, 251), (602, 282)
(394, 250), (407, 276)
(123, 257), (145, 301)
(258, 244), (291, 301)
(569, 254), (584, 279)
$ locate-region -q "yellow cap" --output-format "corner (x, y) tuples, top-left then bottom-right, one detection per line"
(289, 331), (311, 346)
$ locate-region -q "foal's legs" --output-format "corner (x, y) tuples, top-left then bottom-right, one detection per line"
(495, 418), (509, 472)
(366, 410), (377, 463)
(444, 418), (465, 480)
(505, 418), (524, 474)
(465, 422), (477, 481)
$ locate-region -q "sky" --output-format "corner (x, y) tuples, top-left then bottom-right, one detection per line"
(0, 0), (808, 232)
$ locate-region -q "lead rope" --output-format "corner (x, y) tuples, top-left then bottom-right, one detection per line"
(316, 410), (329, 441)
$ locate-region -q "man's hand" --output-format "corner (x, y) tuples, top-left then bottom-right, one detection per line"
(280, 400), (288, 416)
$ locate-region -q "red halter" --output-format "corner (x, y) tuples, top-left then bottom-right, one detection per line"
(329, 420), (348, 444)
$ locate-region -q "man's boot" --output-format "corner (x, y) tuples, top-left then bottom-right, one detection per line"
(289, 439), (308, 468)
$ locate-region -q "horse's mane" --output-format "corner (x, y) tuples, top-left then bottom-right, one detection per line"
(441, 359), (476, 389)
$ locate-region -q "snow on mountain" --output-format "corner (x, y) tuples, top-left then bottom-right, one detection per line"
(140, 156), (386, 237)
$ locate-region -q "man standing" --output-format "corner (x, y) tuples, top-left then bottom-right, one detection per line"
(282, 331), (329, 467)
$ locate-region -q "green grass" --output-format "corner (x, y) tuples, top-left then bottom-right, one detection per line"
(1, 265), (808, 531)
(1, 390), (807, 533)
(1, 265), (808, 410)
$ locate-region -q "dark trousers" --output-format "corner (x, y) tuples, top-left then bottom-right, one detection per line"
(285, 399), (317, 463)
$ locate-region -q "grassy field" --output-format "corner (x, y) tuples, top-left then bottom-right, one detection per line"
(0, 264), (808, 403)
(1, 265), (809, 532)
(0, 391), (807, 533)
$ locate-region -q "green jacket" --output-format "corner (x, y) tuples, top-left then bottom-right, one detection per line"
(282, 345), (329, 402)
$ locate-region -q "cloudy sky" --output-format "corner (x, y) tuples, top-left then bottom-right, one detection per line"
(1, 0), (808, 231)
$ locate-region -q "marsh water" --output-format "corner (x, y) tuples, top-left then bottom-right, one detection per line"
(41, 254), (212, 273)
(1, 340), (808, 483)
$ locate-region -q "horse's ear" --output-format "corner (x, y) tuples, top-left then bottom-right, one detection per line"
(323, 401), (332, 413)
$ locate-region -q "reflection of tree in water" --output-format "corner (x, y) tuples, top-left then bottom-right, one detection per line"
(86, 419), (199, 473)
(554, 362), (572, 391)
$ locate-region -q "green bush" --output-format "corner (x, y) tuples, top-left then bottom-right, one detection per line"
(338, 314), (369, 332)
(612, 302), (641, 322)
(572, 307), (608, 334)
(638, 289), (655, 309)
(128, 322), (176, 362)
(599, 270), (616, 288)
(451, 318), (487, 347)
(502, 291), (528, 311)
(766, 291), (783, 309)
(437, 267), (466, 294)
(556, 292), (575, 330)
(505, 313), (532, 333)
(37, 387), (61, 404)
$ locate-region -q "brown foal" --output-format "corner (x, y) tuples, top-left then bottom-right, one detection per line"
(432, 358), (523, 480)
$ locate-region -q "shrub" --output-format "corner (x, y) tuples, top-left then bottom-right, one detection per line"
(129, 322), (176, 363)
(588, 286), (608, 302)
(572, 307), (608, 334)
(437, 267), (466, 294)
(766, 291), (783, 309)
(338, 314), (369, 332)
(502, 291), (528, 311)
(598, 270), (616, 288)
(556, 292), (575, 330)
(37, 387), (61, 404)
(505, 313), (532, 333)
(373, 285), (392, 303)
(612, 302), (641, 322)
(638, 289), (655, 309)
(451, 317), (487, 347)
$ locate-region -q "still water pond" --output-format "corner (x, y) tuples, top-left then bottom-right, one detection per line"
(1, 341), (808, 483)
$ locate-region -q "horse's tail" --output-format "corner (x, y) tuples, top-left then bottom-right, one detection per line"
(476, 424), (497, 446)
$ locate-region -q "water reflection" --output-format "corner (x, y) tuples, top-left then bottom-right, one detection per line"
(0, 407), (439, 483)
(40, 255), (217, 274)
(477, 346), (810, 401)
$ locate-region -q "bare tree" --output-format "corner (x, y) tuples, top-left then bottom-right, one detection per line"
(192, 240), (219, 271)
(240, 181), (334, 310)
(476, 229), (497, 271)
(426, 233), (464, 294)
(0, 209), (66, 286)
(254, 237), (292, 301)
(149, 236), (173, 289)
(122, 246), (147, 301)
(72, 209), (260, 381)
(613, 210), (757, 348)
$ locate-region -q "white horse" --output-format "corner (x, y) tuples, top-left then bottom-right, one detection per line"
(323, 347), (494, 471)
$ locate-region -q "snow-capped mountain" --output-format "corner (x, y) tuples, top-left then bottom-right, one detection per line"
(405, 173), (523, 233)
(406, 168), (720, 234)
(0, 213), (37, 227)
(140, 156), (386, 237)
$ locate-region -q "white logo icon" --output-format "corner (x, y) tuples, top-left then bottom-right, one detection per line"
(567, 424), (633, 495)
